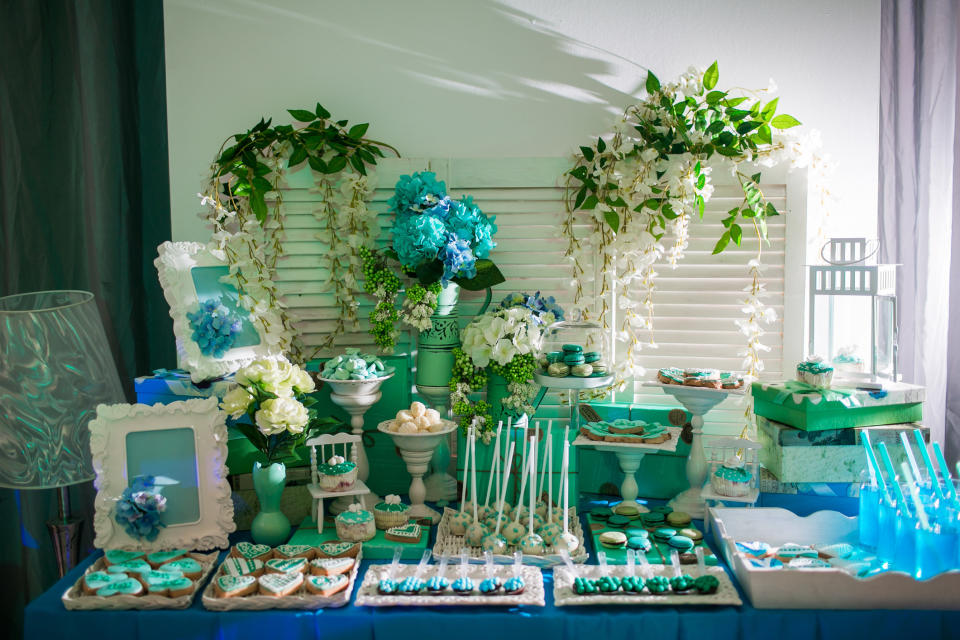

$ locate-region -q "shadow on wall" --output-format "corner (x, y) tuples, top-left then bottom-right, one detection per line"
(186, 0), (648, 140)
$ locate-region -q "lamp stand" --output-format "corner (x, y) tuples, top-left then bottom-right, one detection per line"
(46, 486), (82, 578)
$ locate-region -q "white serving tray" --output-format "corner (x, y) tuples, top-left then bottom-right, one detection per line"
(433, 507), (588, 566)
(355, 563), (544, 607)
(201, 547), (362, 610)
(62, 552), (217, 610)
(553, 565), (741, 607)
(709, 506), (960, 609)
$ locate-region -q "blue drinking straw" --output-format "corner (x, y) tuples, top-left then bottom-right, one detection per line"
(913, 430), (944, 501)
(861, 431), (890, 502)
(899, 431), (923, 484)
(877, 442), (908, 510)
(933, 442), (960, 505)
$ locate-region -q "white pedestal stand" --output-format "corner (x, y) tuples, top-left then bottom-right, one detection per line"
(572, 427), (682, 504)
(378, 420), (458, 524)
(532, 372), (614, 432)
(322, 374), (393, 512)
(415, 384), (458, 503)
(645, 382), (743, 519)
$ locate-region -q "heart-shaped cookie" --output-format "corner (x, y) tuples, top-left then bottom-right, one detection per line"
(83, 571), (127, 592)
(144, 570), (192, 594)
(146, 549), (187, 566)
(159, 557), (202, 577)
(275, 544), (313, 559)
(97, 578), (144, 596)
(258, 571), (302, 596)
(316, 542), (357, 558)
(235, 542), (272, 560)
(265, 558), (307, 574)
(216, 574), (256, 597)
(221, 557), (263, 576)
(385, 523), (422, 542)
(103, 549), (144, 565)
(309, 557), (354, 576)
(107, 559), (152, 575)
(304, 573), (348, 596)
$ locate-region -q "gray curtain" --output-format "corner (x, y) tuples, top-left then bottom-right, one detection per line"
(878, 0), (960, 458)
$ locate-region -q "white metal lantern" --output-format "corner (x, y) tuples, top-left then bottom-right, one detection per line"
(807, 238), (898, 382)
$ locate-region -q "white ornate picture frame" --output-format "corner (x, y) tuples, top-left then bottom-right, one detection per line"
(155, 240), (284, 382)
(90, 397), (235, 551)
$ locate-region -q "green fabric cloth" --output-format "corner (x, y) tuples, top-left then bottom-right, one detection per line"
(0, 1), (171, 636)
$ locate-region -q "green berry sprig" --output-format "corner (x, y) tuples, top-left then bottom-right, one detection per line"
(360, 247), (401, 352)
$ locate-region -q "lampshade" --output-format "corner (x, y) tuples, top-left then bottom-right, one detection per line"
(0, 290), (125, 489)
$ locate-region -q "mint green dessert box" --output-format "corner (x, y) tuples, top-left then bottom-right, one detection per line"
(751, 381), (924, 432)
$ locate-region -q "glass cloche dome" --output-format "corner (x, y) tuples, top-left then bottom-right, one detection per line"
(537, 318), (609, 379)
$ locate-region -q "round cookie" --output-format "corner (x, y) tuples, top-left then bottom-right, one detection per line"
(653, 527), (677, 542)
(571, 364), (593, 377)
(612, 502), (643, 518)
(590, 507), (613, 521)
(563, 353), (585, 366)
(650, 506), (673, 515)
(606, 515), (631, 529)
(625, 527), (649, 539)
(667, 535), (695, 552)
(641, 512), (666, 527)
(598, 531), (627, 549)
(583, 351), (601, 364)
(562, 344), (583, 353)
(666, 511), (692, 527)
(679, 527), (703, 543)
(627, 536), (652, 552)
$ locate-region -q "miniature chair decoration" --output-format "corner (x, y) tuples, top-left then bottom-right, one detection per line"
(306, 432), (371, 533)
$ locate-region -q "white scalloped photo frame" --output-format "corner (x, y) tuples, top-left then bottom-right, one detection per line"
(90, 398), (235, 551)
(154, 240), (284, 382)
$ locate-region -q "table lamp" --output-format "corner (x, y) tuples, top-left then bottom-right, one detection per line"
(0, 290), (125, 576)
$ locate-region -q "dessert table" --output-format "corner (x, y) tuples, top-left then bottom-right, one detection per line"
(24, 496), (960, 640)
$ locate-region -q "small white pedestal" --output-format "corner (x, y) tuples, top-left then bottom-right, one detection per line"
(572, 427), (682, 503)
(377, 420), (458, 524)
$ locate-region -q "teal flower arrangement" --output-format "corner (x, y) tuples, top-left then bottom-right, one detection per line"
(114, 475), (167, 541)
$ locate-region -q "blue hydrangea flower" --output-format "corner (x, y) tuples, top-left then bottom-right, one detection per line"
(499, 291), (565, 325)
(114, 475), (167, 541)
(391, 213), (447, 269)
(186, 298), (243, 357)
(447, 197), (498, 258)
(388, 172), (447, 216)
(441, 234), (477, 284)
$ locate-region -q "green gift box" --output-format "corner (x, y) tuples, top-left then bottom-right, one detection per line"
(752, 381), (924, 432)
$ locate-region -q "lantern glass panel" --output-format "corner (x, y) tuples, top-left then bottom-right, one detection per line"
(811, 295), (871, 374)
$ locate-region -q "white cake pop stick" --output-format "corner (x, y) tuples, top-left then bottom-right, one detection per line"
(695, 546), (706, 577)
(483, 421), (503, 509)
(562, 438), (570, 534)
(512, 436), (531, 524)
(459, 426), (472, 513)
(537, 421), (548, 502)
(627, 548), (637, 578)
(470, 427), (479, 523)
(528, 435), (537, 536)
(495, 441), (516, 536)
(546, 426), (554, 521)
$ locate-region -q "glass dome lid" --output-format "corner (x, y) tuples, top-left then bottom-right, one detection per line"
(537, 318), (610, 380)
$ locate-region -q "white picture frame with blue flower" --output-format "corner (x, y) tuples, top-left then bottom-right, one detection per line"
(154, 241), (284, 382)
(89, 397), (235, 551)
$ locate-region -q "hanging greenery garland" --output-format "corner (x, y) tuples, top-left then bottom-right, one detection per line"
(199, 103), (399, 361)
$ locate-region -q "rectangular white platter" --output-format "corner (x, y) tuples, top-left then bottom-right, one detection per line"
(62, 552), (218, 610)
(709, 506), (960, 609)
(355, 563), (544, 607)
(433, 507), (588, 566)
(553, 565), (741, 607)
(201, 547), (362, 610)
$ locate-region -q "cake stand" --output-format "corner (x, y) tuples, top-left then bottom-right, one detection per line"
(572, 426), (682, 503)
(533, 372), (614, 432)
(415, 384), (458, 503)
(644, 382), (744, 519)
(377, 419), (458, 524)
(321, 372), (394, 512)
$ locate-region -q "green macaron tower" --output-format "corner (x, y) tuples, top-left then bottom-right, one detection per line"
(536, 314), (610, 380)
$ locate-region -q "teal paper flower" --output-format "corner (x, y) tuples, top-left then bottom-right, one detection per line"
(388, 171), (447, 216)
(392, 214), (447, 269)
(447, 196), (497, 258)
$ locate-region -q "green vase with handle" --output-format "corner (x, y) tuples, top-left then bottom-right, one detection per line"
(251, 461), (290, 546)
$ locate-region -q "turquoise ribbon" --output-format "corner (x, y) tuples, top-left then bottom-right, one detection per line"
(771, 380), (862, 408)
(151, 368), (189, 379)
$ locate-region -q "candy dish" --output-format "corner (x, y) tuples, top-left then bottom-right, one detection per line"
(62, 552), (217, 610)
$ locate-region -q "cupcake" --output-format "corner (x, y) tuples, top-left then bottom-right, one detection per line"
(796, 355), (834, 388)
(711, 462), (753, 497)
(373, 494), (409, 530)
(318, 455), (358, 492)
(832, 346), (864, 373)
(335, 504), (375, 542)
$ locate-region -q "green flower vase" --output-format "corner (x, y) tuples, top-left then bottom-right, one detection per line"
(486, 369), (512, 425)
(251, 461), (290, 546)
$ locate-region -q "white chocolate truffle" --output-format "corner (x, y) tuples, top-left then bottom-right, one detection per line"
(409, 401), (427, 418)
(415, 416), (432, 431)
(424, 408), (441, 424)
(398, 421), (418, 434)
(427, 421), (447, 432)
(396, 410), (414, 423)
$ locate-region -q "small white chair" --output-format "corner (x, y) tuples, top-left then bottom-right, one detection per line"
(306, 433), (371, 533)
(700, 436), (762, 533)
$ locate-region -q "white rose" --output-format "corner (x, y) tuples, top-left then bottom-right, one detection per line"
(255, 397), (309, 436)
(236, 358), (295, 396)
(220, 386), (254, 417)
(289, 366), (316, 394)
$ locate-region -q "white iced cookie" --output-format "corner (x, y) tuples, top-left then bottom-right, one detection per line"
(424, 408), (441, 424)
(415, 416), (432, 431)
(398, 421), (418, 434)
(409, 401), (426, 418)
(396, 410), (414, 423)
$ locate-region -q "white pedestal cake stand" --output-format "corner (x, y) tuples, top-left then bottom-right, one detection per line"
(415, 383), (458, 503)
(572, 426), (682, 503)
(377, 419), (459, 524)
(533, 372), (614, 432)
(321, 372), (394, 512)
(643, 382), (744, 519)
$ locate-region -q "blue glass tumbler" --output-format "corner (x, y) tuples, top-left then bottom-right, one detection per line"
(859, 483), (880, 549)
(876, 497), (898, 566)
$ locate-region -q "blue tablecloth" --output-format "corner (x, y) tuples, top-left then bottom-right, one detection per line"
(24, 497), (960, 640)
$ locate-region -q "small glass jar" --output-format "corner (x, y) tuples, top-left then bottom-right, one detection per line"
(858, 471), (880, 550)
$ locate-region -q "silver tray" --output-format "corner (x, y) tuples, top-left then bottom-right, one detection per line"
(433, 507), (588, 566)
(201, 547), (362, 610)
(61, 552), (217, 610)
(553, 565), (742, 607)
(355, 563), (544, 607)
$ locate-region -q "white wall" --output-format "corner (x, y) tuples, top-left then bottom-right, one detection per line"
(164, 0), (880, 242)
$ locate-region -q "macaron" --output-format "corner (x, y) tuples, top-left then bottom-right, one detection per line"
(612, 502), (643, 518)
(598, 531), (627, 549)
(583, 351), (601, 364)
(590, 366), (609, 377)
(563, 353), (585, 365)
(641, 512), (666, 527)
(606, 515), (631, 529)
(653, 527), (677, 542)
(546, 351), (563, 364)
(590, 507), (613, 521)
(547, 362), (571, 377)
(650, 506), (674, 515)
(571, 364), (593, 377)
(625, 528), (649, 539)
(667, 535), (695, 552)
(679, 527), (703, 543)
(666, 511), (692, 527)
(627, 536), (652, 552)
(562, 344), (583, 353)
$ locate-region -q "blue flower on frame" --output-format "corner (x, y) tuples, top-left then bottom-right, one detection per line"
(388, 172), (447, 216)
(186, 298), (243, 358)
(441, 234), (477, 284)
(114, 475), (167, 541)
